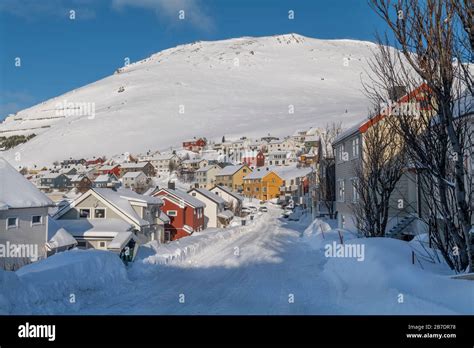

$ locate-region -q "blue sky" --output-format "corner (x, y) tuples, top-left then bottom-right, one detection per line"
(0, 0), (388, 120)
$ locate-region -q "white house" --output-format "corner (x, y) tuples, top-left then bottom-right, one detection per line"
(121, 171), (149, 193)
(209, 185), (244, 214)
(188, 188), (233, 228)
(52, 187), (169, 252)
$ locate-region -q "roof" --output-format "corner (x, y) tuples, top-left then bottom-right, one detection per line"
(218, 210), (234, 219)
(210, 185), (245, 202)
(196, 164), (218, 173)
(122, 171), (145, 179)
(0, 157), (53, 209)
(189, 188), (226, 205)
(215, 164), (245, 176)
(149, 153), (176, 161)
(275, 166), (313, 181)
(120, 162), (149, 169)
(305, 135), (320, 142)
(333, 121), (363, 145)
(107, 231), (136, 250)
(157, 188), (206, 208)
(244, 167), (278, 180)
(54, 187), (162, 227)
(41, 172), (65, 179)
(47, 218), (77, 249)
(99, 164), (119, 170)
(69, 174), (88, 182)
(54, 218), (134, 238)
(94, 174), (115, 182)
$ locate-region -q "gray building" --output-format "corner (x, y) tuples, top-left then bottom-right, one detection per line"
(0, 158), (54, 270)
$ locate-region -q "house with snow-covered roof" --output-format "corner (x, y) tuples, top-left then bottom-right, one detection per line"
(188, 188), (233, 228)
(210, 185), (244, 215)
(121, 171), (149, 193)
(214, 164), (251, 192)
(52, 187), (168, 251)
(0, 158), (56, 270)
(242, 166), (283, 201)
(195, 164), (221, 189)
(153, 187), (205, 242)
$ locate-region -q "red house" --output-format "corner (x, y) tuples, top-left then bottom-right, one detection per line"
(182, 138), (206, 152)
(86, 157), (105, 166)
(153, 188), (206, 241)
(97, 164), (121, 176)
(242, 150), (265, 167)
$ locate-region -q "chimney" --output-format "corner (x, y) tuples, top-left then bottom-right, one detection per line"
(168, 181), (176, 190)
(388, 86), (407, 102)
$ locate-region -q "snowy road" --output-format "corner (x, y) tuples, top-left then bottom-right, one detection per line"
(64, 205), (471, 315)
(77, 206), (340, 314)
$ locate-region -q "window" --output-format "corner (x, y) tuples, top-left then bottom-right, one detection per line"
(256, 187), (259, 192)
(79, 209), (91, 218)
(167, 210), (177, 216)
(352, 138), (359, 158)
(31, 215), (42, 225)
(7, 217), (18, 229)
(99, 241), (107, 248)
(77, 240), (87, 248)
(191, 192), (196, 196)
(351, 178), (359, 202)
(94, 208), (106, 219)
(338, 180), (345, 202)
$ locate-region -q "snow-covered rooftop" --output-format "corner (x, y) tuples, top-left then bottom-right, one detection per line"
(216, 164), (245, 176)
(0, 157), (53, 209)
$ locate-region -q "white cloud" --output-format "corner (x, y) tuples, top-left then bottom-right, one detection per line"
(111, 0), (215, 32)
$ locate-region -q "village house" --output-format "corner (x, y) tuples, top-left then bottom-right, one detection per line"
(85, 157), (105, 166)
(266, 151), (291, 166)
(214, 164), (251, 192)
(266, 138), (294, 153)
(242, 150), (265, 167)
(210, 185), (244, 215)
(39, 172), (71, 191)
(243, 167), (284, 201)
(153, 187), (205, 242)
(69, 174), (93, 193)
(60, 158), (86, 166)
(0, 158), (68, 270)
(277, 166), (314, 207)
(120, 161), (155, 178)
(145, 153), (180, 175)
(183, 138), (207, 152)
(93, 173), (120, 189)
(181, 158), (209, 171)
(188, 188), (233, 228)
(121, 171), (149, 193)
(53, 187), (168, 255)
(332, 85), (433, 235)
(195, 164), (221, 189)
(98, 164), (121, 177)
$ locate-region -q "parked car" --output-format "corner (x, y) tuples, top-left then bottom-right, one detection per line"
(259, 206), (268, 212)
(246, 205), (258, 213)
(241, 207), (252, 215)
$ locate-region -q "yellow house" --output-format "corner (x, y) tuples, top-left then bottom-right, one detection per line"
(243, 167), (283, 201)
(215, 164), (251, 192)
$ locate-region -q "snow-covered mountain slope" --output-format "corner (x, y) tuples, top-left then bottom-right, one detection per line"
(0, 33), (377, 166)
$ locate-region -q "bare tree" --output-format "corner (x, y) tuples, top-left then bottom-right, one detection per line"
(317, 122), (342, 218)
(351, 113), (407, 237)
(367, 0), (473, 272)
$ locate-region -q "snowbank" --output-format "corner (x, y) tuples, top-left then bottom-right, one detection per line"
(302, 218), (357, 250)
(8, 250), (129, 314)
(0, 269), (25, 314)
(132, 213), (267, 274)
(301, 218), (474, 314)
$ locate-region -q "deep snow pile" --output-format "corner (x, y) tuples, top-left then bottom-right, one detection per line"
(133, 213), (267, 273)
(2, 249), (129, 314)
(303, 220), (474, 314)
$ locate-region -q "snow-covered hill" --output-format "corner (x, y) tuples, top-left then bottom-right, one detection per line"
(0, 33), (377, 166)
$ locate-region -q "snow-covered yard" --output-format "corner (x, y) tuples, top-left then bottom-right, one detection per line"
(1, 206), (472, 315)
